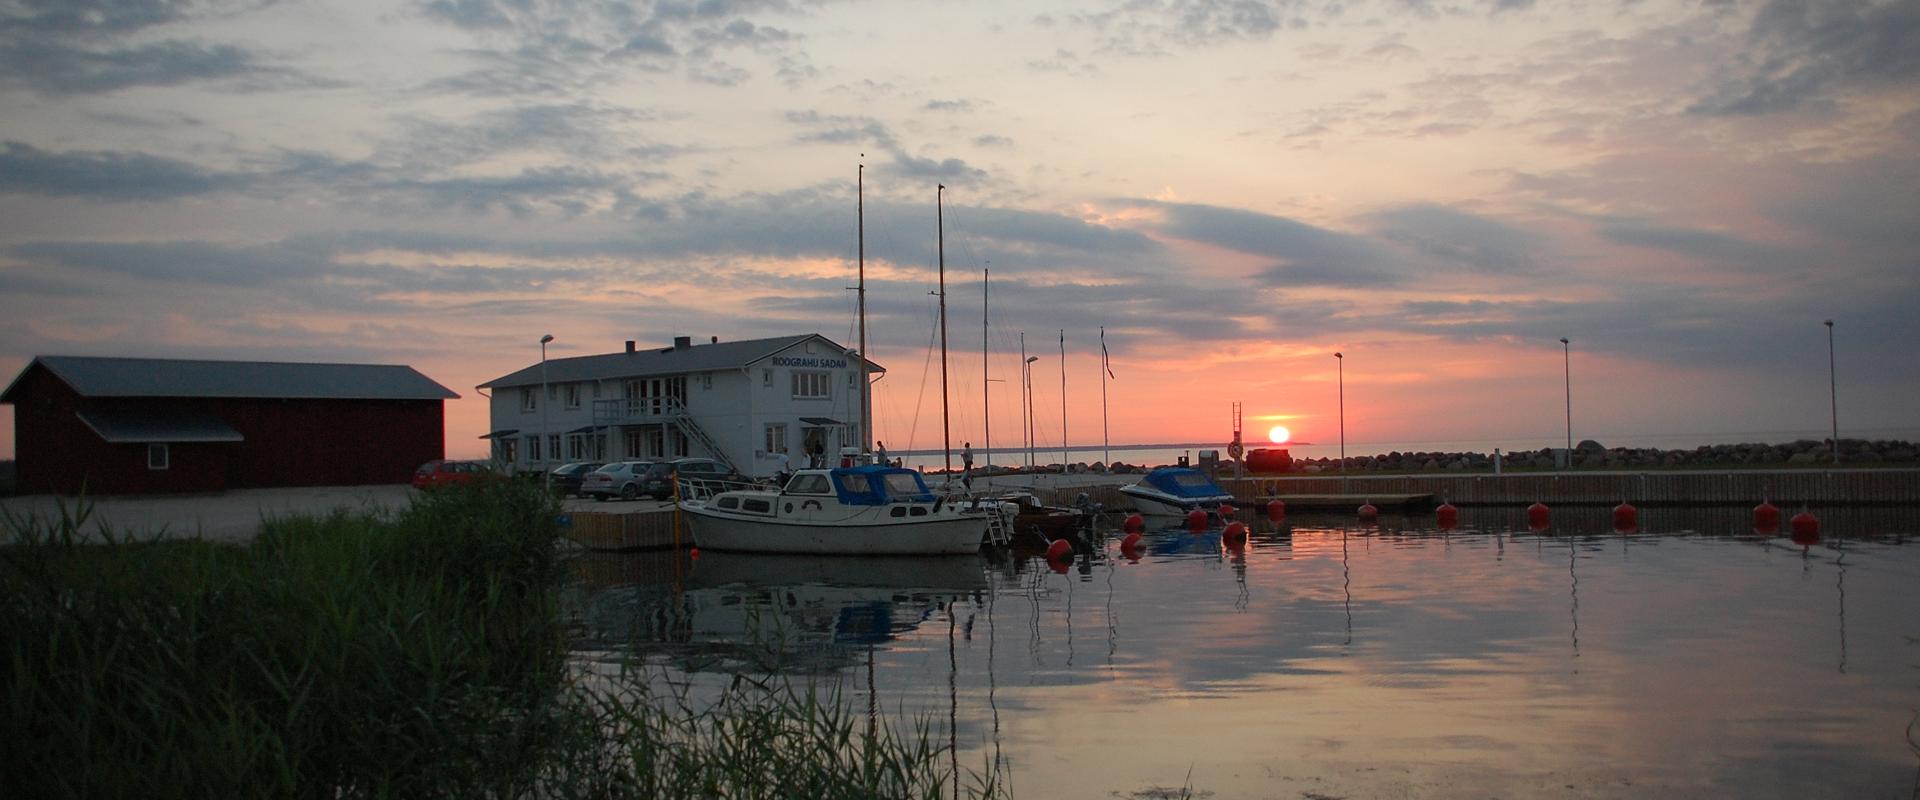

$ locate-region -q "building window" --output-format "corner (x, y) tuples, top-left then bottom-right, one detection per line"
(148, 443), (169, 470)
(762, 369), (773, 387)
(548, 434), (561, 462)
(792, 371), (831, 399)
(567, 434), (589, 460)
(499, 438), (518, 465)
(564, 384), (582, 409)
(521, 387), (537, 412)
(526, 435), (541, 462)
(701, 372), (712, 390)
(764, 423), (787, 455)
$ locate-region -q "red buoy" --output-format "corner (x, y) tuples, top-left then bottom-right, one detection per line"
(1123, 513), (1146, 534)
(1753, 501), (1781, 534)
(1357, 503), (1378, 520)
(1219, 503), (1236, 520)
(1120, 531), (1143, 554)
(688, 547), (700, 560)
(1265, 500), (1286, 522)
(1223, 521), (1247, 540)
(1527, 502), (1551, 532)
(1186, 509), (1208, 532)
(1790, 511), (1820, 546)
(1436, 502), (1458, 530)
(1046, 538), (1073, 561)
(1612, 502), (1639, 533)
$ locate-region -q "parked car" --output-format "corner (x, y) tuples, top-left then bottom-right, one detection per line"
(412, 459), (491, 489)
(636, 458), (741, 499)
(548, 461), (604, 496)
(581, 461), (655, 501)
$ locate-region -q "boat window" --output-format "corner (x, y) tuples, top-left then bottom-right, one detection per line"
(837, 473), (872, 494)
(717, 496), (739, 510)
(788, 474), (832, 494)
(882, 472), (926, 497)
(1172, 473), (1216, 488)
(742, 498), (772, 514)
(891, 506), (906, 518)
(910, 506), (927, 517)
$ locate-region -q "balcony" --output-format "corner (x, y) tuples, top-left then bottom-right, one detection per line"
(592, 397), (685, 426)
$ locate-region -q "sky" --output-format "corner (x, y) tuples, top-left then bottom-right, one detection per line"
(2, 0), (1917, 461)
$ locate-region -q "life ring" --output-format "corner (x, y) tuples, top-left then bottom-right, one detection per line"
(1227, 441), (1245, 460)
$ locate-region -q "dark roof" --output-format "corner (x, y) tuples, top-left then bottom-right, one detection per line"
(479, 334), (885, 389)
(77, 410), (245, 444)
(2, 356), (459, 401)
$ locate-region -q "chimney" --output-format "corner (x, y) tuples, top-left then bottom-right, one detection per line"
(625, 340), (635, 354)
(673, 335), (692, 350)
(710, 335), (718, 344)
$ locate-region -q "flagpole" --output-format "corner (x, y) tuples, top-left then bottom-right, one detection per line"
(1059, 329), (1067, 473)
(1100, 326), (1110, 466)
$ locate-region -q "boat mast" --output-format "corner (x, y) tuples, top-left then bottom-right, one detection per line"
(938, 184), (952, 476)
(1020, 332), (1031, 469)
(1101, 325), (1110, 466)
(982, 264), (990, 473)
(1059, 329), (1067, 472)
(858, 158), (871, 453)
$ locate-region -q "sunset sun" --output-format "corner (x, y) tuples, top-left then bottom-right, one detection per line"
(1267, 425), (1291, 444)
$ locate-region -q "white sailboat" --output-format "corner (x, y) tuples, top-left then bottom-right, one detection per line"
(678, 174), (990, 555)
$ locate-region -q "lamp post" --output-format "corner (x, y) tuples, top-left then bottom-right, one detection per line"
(1335, 351), (1345, 491)
(540, 334), (554, 490)
(1024, 354), (1039, 470)
(1559, 337), (1572, 455)
(1825, 320), (1839, 464)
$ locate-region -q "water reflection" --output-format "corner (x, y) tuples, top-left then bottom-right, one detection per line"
(566, 507), (1920, 799)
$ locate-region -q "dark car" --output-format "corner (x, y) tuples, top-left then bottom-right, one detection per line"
(548, 461), (604, 497)
(635, 458), (739, 499)
(581, 461), (654, 501)
(412, 459), (491, 489)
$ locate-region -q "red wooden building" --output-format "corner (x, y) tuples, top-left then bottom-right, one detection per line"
(3, 356), (458, 495)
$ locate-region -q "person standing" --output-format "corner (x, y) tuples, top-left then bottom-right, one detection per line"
(770, 448), (791, 485)
(876, 440), (888, 466)
(961, 442), (975, 488)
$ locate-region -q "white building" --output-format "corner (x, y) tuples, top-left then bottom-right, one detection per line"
(479, 334), (881, 478)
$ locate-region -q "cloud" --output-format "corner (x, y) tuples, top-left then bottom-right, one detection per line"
(1365, 204), (1548, 274)
(0, 141), (250, 200)
(1689, 0), (1920, 116)
(1145, 202), (1406, 287)
(924, 99), (975, 113)
(1595, 222), (1786, 268)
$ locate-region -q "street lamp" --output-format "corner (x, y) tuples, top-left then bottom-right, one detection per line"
(1559, 337), (1572, 456)
(1825, 320), (1839, 464)
(1024, 355), (1039, 470)
(1334, 351), (1345, 483)
(540, 333), (554, 489)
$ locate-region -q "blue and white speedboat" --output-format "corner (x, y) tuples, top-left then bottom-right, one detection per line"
(1117, 467), (1238, 519)
(678, 465), (990, 555)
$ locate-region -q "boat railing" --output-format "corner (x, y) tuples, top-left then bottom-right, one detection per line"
(675, 475), (769, 503)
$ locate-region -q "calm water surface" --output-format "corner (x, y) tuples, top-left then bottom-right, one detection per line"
(566, 507), (1920, 799)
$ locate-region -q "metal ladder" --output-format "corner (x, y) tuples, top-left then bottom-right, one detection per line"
(982, 501), (1014, 546)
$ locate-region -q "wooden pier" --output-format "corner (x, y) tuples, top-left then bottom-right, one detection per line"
(562, 509), (683, 551)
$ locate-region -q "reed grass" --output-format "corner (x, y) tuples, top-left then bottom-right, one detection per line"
(1, 479), (995, 799)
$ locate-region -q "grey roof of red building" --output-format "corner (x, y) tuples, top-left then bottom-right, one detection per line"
(1, 356), (459, 401)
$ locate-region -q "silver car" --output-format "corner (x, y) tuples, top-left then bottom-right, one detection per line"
(580, 460), (655, 501)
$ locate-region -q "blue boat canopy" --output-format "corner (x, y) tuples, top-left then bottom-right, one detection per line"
(1141, 467), (1230, 499)
(830, 466), (936, 506)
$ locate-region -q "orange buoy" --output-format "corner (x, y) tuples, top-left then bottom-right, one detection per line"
(1436, 502), (1458, 530)
(1186, 509), (1208, 532)
(1123, 513), (1146, 533)
(1219, 503), (1236, 520)
(1612, 502), (1639, 533)
(1790, 510), (1820, 546)
(1266, 500), (1286, 522)
(1753, 501), (1781, 534)
(1046, 538), (1073, 561)
(1223, 521), (1247, 540)
(1357, 503), (1378, 521)
(1527, 502), (1551, 532)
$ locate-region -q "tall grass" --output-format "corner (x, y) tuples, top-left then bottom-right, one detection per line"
(1, 479), (995, 799)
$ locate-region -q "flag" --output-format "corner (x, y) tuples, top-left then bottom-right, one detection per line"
(1100, 327), (1115, 379)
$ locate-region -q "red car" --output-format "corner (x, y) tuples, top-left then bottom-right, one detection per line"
(412, 459), (491, 489)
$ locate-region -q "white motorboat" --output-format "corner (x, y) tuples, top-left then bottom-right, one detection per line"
(1118, 467), (1237, 518)
(678, 465), (990, 555)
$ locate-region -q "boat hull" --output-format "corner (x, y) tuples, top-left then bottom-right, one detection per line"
(682, 505), (989, 555)
(1119, 485), (1235, 518)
